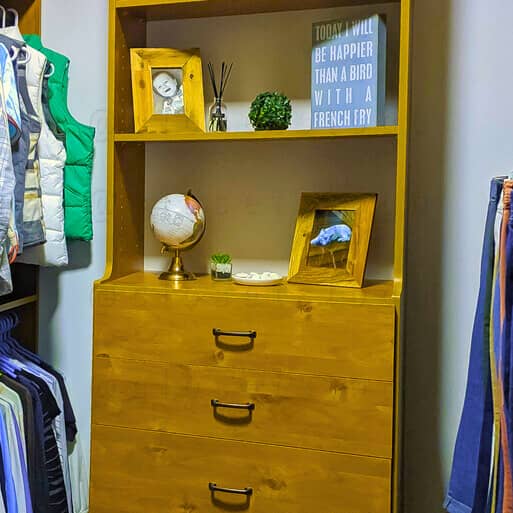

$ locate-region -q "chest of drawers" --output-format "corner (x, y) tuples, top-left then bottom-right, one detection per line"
(90, 277), (398, 513)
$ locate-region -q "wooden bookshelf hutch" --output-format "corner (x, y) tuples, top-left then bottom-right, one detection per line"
(91, 0), (411, 512)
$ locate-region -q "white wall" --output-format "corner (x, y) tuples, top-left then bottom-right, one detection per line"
(404, 1), (513, 512)
(37, 0), (108, 475)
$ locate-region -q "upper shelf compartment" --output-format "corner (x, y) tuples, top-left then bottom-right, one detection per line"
(115, 0), (401, 21)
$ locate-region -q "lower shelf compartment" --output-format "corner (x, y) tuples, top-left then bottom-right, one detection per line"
(90, 424), (391, 513)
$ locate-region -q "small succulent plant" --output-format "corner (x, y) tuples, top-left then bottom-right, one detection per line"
(248, 92), (292, 131)
(210, 253), (232, 264)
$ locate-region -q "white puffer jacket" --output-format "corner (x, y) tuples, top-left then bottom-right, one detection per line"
(7, 27), (68, 266)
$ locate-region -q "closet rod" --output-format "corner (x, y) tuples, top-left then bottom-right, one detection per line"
(0, 295), (37, 313)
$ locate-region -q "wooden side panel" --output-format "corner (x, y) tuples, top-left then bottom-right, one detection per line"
(115, 10), (145, 133)
(94, 290), (395, 381)
(109, 143), (145, 278)
(90, 424), (391, 513)
(93, 357), (394, 458)
(392, 0), (411, 511)
(393, 0), (411, 297)
(104, 4), (146, 281)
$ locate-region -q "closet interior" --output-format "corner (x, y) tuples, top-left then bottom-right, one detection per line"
(0, 2), (90, 513)
(0, 0), (39, 352)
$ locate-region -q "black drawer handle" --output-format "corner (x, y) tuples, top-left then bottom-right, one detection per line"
(213, 328), (257, 340)
(209, 483), (253, 496)
(211, 399), (255, 411)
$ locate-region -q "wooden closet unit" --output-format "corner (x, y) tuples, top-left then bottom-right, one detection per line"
(90, 1), (411, 512)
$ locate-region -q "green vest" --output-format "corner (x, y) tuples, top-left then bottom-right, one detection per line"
(24, 34), (95, 241)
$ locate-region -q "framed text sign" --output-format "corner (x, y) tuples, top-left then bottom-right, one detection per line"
(311, 15), (387, 129)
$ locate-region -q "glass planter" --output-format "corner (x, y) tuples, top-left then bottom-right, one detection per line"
(210, 262), (232, 281)
(208, 98), (228, 132)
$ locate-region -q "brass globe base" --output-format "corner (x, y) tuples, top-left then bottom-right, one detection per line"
(159, 251), (196, 282)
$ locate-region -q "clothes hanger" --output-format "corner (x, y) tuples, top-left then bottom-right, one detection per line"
(17, 47), (30, 65)
(0, 317), (17, 376)
(44, 62), (55, 79)
(9, 45), (20, 62)
(6, 8), (18, 27)
(5, 311), (39, 362)
(0, 6), (6, 29)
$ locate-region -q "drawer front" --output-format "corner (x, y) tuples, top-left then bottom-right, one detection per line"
(95, 290), (395, 381)
(90, 425), (391, 513)
(93, 357), (393, 458)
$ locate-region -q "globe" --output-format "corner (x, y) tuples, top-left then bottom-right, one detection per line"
(150, 193), (206, 250)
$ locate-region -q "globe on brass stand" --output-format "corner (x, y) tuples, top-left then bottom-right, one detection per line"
(160, 247), (197, 282)
(150, 191), (206, 282)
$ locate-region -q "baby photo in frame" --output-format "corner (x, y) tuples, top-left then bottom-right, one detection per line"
(130, 48), (205, 134)
(288, 193), (377, 288)
(152, 68), (184, 115)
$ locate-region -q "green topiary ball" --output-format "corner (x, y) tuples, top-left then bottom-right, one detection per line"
(248, 92), (292, 131)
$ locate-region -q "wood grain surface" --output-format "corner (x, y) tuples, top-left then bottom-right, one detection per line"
(116, 0), (399, 21)
(93, 357), (393, 457)
(114, 125), (399, 141)
(95, 290), (395, 381)
(99, 271), (397, 304)
(90, 424), (391, 513)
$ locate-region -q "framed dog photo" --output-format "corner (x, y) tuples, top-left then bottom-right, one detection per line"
(288, 193), (377, 288)
(130, 48), (205, 134)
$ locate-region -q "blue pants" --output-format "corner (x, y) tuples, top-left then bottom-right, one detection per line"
(444, 178), (503, 513)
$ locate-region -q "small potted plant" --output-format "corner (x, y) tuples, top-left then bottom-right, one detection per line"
(248, 92), (292, 131)
(210, 253), (232, 281)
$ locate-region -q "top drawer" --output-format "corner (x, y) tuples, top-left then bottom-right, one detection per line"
(95, 290), (395, 381)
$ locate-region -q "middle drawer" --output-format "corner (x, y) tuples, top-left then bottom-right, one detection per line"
(93, 356), (393, 459)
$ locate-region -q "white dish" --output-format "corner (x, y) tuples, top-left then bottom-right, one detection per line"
(233, 272), (284, 287)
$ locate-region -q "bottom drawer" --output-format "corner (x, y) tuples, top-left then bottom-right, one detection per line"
(90, 425), (391, 513)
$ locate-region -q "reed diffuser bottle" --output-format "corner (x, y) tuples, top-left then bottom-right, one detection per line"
(207, 61), (233, 132)
(209, 98), (228, 132)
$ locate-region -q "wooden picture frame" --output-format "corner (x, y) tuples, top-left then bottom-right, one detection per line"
(130, 48), (205, 134)
(288, 193), (377, 288)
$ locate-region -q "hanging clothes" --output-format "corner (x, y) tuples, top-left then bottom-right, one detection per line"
(0, 312), (83, 513)
(0, 13), (96, 284)
(0, 42), (16, 295)
(0, 27), (47, 252)
(445, 176), (513, 513)
(0, 36), (30, 256)
(24, 35), (95, 242)
(0, 43), (22, 263)
(17, 59), (68, 267)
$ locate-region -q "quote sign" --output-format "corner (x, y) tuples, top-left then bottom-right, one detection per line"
(311, 15), (386, 129)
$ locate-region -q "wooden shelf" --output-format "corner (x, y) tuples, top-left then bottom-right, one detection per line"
(0, 295), (38, 314)
(115, 126), (399, 143)
(116, 0), (401, 21)
(97, 272), (397, 305)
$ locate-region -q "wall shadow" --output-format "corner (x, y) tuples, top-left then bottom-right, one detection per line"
(403, 0), (452, 512)
(37, 240), (92, 363)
